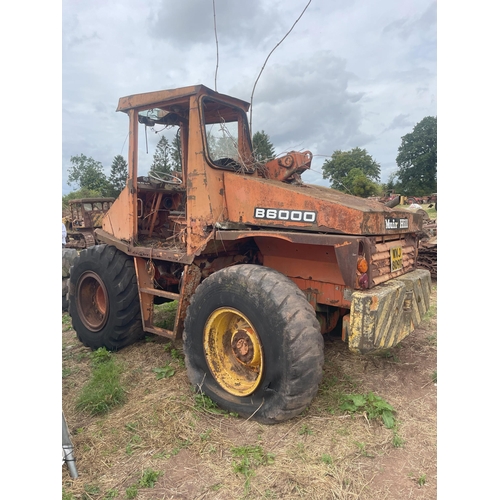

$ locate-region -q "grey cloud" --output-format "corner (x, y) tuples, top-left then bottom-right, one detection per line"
(382, 1), (436, 41)
(247, 51), (374, 160)
(149, 0), (278, 48)
(384, 113), (413, 132)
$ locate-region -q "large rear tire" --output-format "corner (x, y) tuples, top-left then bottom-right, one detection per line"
(68, 244), (144, 350)
(183, 265), (324, 424)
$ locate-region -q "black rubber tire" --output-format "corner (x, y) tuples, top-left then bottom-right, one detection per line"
(68, 244), (144, 351)
(183, 264), (324, 424)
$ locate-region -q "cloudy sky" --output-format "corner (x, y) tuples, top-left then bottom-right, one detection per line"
(62, 0), (436, 194)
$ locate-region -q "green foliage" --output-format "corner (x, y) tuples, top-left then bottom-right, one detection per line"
(108, 154), (128, 197)
(299, 424), (313, 436)
(193, 392), (237, 417)
(152, 362), (175, 380)
(396, 116), (437, 196)
(171, 132), (183, 172)
(417, 474), (427, 487)
(125, 485), (138, 499)
(138, 468), (162, 488)
(154, 300), (178, 330)
(252, 130), (276, 162)
(67, 154), (111, 194)
(62, 489), (75, 500)
(322, 147), (381, 197)
(76, 348), (125, 415)
(232, 445), (275, 493)
(340, 392), (396, 429)
(150, 135), (174, 175)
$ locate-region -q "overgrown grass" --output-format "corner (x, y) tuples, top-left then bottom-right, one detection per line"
(153, 300), (178, 330)
(76, 348), (125, 415)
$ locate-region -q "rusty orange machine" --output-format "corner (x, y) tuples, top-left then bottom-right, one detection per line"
(68, 84), (431, 423)
(64, 198), (115, 249)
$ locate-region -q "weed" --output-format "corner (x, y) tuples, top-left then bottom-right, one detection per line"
(193, 392), (237, 417)
(392, 430), (405, 448)
(431, 370), (437, 384)
(84, 483), (100, 495)
(103, 489), (118, 499)
(321, 454), (333, 465)
(76, 349), (125, 415)
(62, 489), (75, 500)
(125, 422), (138, 432)
(340, 392), (396, 429)
(152, 362), (175, 380)
(232, 445), (275, 494)
(417, 474), (426, 486)
(210, 483), (223, 491)
(423, 305), (437, 321)
(354, 441), (374, 458)
(125, 485), (138, 499)
(139, 468), (162, 488)
(91, 347), (112, 365)
(299, 424), (313, 436)
(376, 349), (400, 362)
(427, 333), (437, 346)
(62, 367), (72, 378)
(62, 314), (73, 332)
(170, 438), (191, 456)
(200, 429), (212, 441)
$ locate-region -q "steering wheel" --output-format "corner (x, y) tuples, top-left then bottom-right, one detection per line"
(149, 170), (183, 185)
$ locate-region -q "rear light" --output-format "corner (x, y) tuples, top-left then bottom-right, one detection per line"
(356, 243), (369, 289)
(358, 273), (369, 288)
(357, 257), (368, 273)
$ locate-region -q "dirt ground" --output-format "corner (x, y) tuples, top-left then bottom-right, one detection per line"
(62, 281), (437, 500)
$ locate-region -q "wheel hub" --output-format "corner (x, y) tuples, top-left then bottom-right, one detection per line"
(76, 271), (109, 332)
(204, 308), (263, 397)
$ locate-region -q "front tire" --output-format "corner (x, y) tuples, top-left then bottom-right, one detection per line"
(183, 265), (324, 424)
(68, 245), (144, 350)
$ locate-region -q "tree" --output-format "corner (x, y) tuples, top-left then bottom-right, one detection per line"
(67, 154), (110, 194)
(395, 116), (437, 196)
(108, 155), (128, 197)
(322, 147), (381, 196)
(345, 168), (380, 198)
(170, 132), (183, 173)
(252, 130), (276, 162)
(149, 135), (172, 175)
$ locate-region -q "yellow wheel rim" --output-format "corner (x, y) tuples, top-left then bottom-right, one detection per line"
(203, 307), (263, 396)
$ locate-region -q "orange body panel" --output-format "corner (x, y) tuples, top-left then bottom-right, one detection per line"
(223, 173), (422, 236)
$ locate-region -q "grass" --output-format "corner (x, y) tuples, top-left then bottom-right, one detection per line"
(62, 283), (437, 499)
(153, 300), (178, 330)
(76, 348), (125, 415)
(231, 445), (275, 493)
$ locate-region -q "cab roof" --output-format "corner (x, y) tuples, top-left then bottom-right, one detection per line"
(116, 84), (251, 113)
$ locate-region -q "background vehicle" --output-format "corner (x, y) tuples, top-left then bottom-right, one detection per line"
(63, 198), (114, 249)
(68, 85), (431, 424)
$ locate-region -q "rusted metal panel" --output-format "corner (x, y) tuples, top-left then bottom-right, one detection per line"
(117, 85), (250, 113)
(223, 172), (422, 236)
(173, 263), (202, 339)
